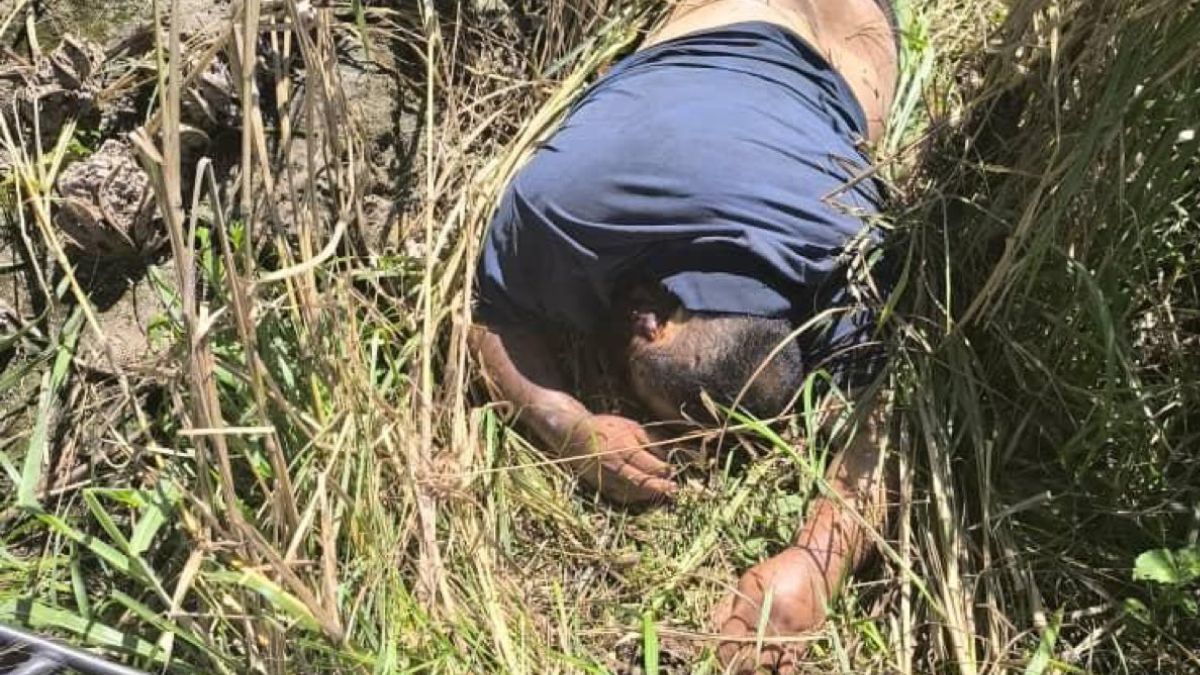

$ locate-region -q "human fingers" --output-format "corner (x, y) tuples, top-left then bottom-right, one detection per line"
(620, 445), (674, 479)
(714, 590), (754, 666)
(717, 639), (798, 675)
(716, 631), (793, 675)
(601, 462), (677, 504)
(588, 417), (672, 479)
(567, 416), (676, 503)
(715, 572), (779, 671)
(713, 591), (748, 668)
(571, 448), (673, 503)
(614, 461), (677, 499)
(575, 416), (642, 455)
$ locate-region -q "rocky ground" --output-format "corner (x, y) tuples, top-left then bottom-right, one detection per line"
(0, 0), (410, 392)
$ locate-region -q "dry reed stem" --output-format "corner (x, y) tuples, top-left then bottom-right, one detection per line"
(413, 0), (453, 616)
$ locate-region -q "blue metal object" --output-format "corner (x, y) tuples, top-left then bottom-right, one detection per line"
(0, 622), (149, 675)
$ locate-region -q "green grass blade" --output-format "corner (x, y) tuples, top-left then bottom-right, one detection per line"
(109, 588), (215, 664)
(0, 349), (52, 395)
(1023, 609), (1062, 675)
(32, 509), (169, 602)
(69, 554), (92, 619)
(0, 447), (21, 486)
(83, 490), (136, 553)
(129, 484), (178, 557)
(641, 610), (660, 675)
(18, 309), (82, 507)
(17, 370), (53, 508)
(206, 568), (321, 633)
(0, 599), (167, 665)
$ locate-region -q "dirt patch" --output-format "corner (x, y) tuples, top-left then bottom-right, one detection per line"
(2, 0), (412, 390)
(1, 0), (248, 381)
(611, 635), (698, 675)
(37, 0), (228, 45)
(71, 259), (173, 374)
(38, 0), (144, 45)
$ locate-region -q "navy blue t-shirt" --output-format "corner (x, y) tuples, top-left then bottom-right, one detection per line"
(475, 21), (882, 334)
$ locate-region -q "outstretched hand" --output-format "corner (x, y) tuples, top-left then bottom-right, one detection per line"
(562, 414), (678, 504)
(713, 545), (838, 673)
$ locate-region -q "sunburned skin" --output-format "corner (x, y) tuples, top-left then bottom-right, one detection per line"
(647, 0), (897, 141)
(713, 403), (894, 671)
(470, 325), (679, 504)
(471, 302), (896, 673)
(471, 1), (898, 671)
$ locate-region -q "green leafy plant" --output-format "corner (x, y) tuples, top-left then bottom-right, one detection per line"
(1134, 545), (1200, 587)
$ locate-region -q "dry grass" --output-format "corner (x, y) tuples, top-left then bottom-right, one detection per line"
(1, 0), (1198, 673)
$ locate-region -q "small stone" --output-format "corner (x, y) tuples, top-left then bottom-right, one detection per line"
(181, 60), (239, 130)
(44, 35), (103, 89)
(10, 34), (104, 139)
(359, 194), (396, 253)
(55, 139), (163, 258)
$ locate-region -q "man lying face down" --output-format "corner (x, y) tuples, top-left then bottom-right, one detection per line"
(470, 0), (898, 671)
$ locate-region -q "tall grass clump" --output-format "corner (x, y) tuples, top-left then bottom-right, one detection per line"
(0, 0), (1196, 673)
(893, 0), (1200, 672)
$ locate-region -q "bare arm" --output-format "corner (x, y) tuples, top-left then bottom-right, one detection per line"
(469, 324), (589, 444)
(716, 397), (896, 673)
(793, 399), (894, 584)
(470, 323), (677, 504)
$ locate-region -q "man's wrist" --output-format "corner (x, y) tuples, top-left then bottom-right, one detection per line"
(794, 501), (856, 559)
(524, 402), (591, 455)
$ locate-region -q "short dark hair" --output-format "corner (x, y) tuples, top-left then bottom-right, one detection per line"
(627, 312), (805, 421)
